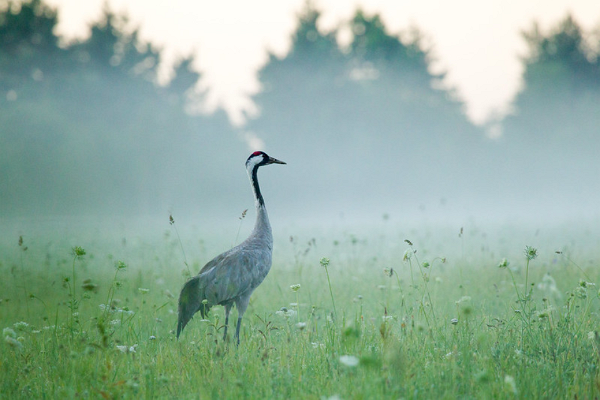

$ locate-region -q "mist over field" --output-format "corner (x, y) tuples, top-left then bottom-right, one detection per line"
(1, 1), (599, 233)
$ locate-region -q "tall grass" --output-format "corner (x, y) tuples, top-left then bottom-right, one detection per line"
(1, 224), (599, 399)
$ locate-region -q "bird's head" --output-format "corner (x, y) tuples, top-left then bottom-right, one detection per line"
(245, 151), (286, 169)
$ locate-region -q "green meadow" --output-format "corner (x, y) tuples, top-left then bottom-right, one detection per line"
(1, 219), (599, 399)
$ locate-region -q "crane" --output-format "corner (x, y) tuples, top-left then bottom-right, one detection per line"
(177, 151), (286, 344)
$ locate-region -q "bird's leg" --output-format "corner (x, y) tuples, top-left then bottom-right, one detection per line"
(235, 316), (242, 346)
(223, 304), (232, 341)
(234, 293), (251, 346)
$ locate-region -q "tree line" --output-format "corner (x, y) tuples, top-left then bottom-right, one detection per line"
(1, 0), (598, 219)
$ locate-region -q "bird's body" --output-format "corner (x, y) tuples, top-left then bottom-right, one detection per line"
(177, 151), (285, 344)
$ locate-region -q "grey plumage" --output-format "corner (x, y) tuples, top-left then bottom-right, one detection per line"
(177, 151), (285, 344)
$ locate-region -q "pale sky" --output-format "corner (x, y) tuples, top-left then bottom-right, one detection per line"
(45, 0), (600, 125)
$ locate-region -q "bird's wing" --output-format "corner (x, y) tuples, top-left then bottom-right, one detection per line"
(198, 250), (231, 275)
(177, 275), (204, 338)
(204, 249), (268, 305)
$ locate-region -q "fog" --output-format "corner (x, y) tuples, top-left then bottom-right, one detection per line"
(1, 3), (599, 240)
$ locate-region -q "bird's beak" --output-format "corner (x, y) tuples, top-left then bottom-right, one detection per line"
(267, 156), (286, 165)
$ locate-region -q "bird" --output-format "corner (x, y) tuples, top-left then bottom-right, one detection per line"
(177, 151), (286, 344)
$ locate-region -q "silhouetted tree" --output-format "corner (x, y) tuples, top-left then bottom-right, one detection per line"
(499, 15), (600, 210)
(0, 1), (244, 217)
(248, 5), (485, 214)
(504, 15), (600, 150)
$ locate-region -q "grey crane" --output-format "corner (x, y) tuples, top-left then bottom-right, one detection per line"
(177, 151), (286, 344)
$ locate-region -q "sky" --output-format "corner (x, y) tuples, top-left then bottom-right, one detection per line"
(45, 0), (600, 126)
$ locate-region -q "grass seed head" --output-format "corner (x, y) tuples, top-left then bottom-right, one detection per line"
(71, 246), (86, 258)
(524, 246), (538, 261)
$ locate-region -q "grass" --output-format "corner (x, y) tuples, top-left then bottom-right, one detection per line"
(1, 221), (600, 399)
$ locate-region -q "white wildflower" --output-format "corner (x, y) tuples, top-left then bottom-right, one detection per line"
(4, 335), (23, 349)
(116, 344), (137, 354)
(3, 327), (17, 338)
(296, 322), (307, 330)
(504, 375), (518, 395)
(339, 355), (360, 367)
(275, 307), (297, 318)
(13, 321), (29, 331)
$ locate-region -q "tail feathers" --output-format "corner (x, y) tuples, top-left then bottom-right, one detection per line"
(177, 275), (211, 338)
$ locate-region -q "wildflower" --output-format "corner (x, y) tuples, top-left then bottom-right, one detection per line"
(451, 318), (459, 325)
(201, 299), (208, 305)
(290, 284), (301, 292)
(138, 288), (150, 294)
(13, 321), (29, 331)
(498, 258), (509, 269)
(296, 322), (307, 330)
(3, 327), (17, 338)
(339, 355), (360, 367)
(403, 249), (413, 261)
(115, 261), (127, 270)
(71, 246), (86, 257)
(4, 335), (23, 349)
(382, 315), (393, 322)
(524, 246), (538, 261)
(383, 268), (393, 277)
(422, 262), (430, 269)
(116, 344), (137, 354)
(149, 335), (157, 340)
(275, 307), (297, 318)
(575, 286), (587, 299)
(504, 375), (518, 395)
(320, 257), (330, 268)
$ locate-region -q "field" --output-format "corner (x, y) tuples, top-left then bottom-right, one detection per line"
(1, 217), (600, 399)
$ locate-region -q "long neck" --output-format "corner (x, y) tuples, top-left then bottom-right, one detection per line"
(250, 165), (265, 207)
(248, 165), (273, 242)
